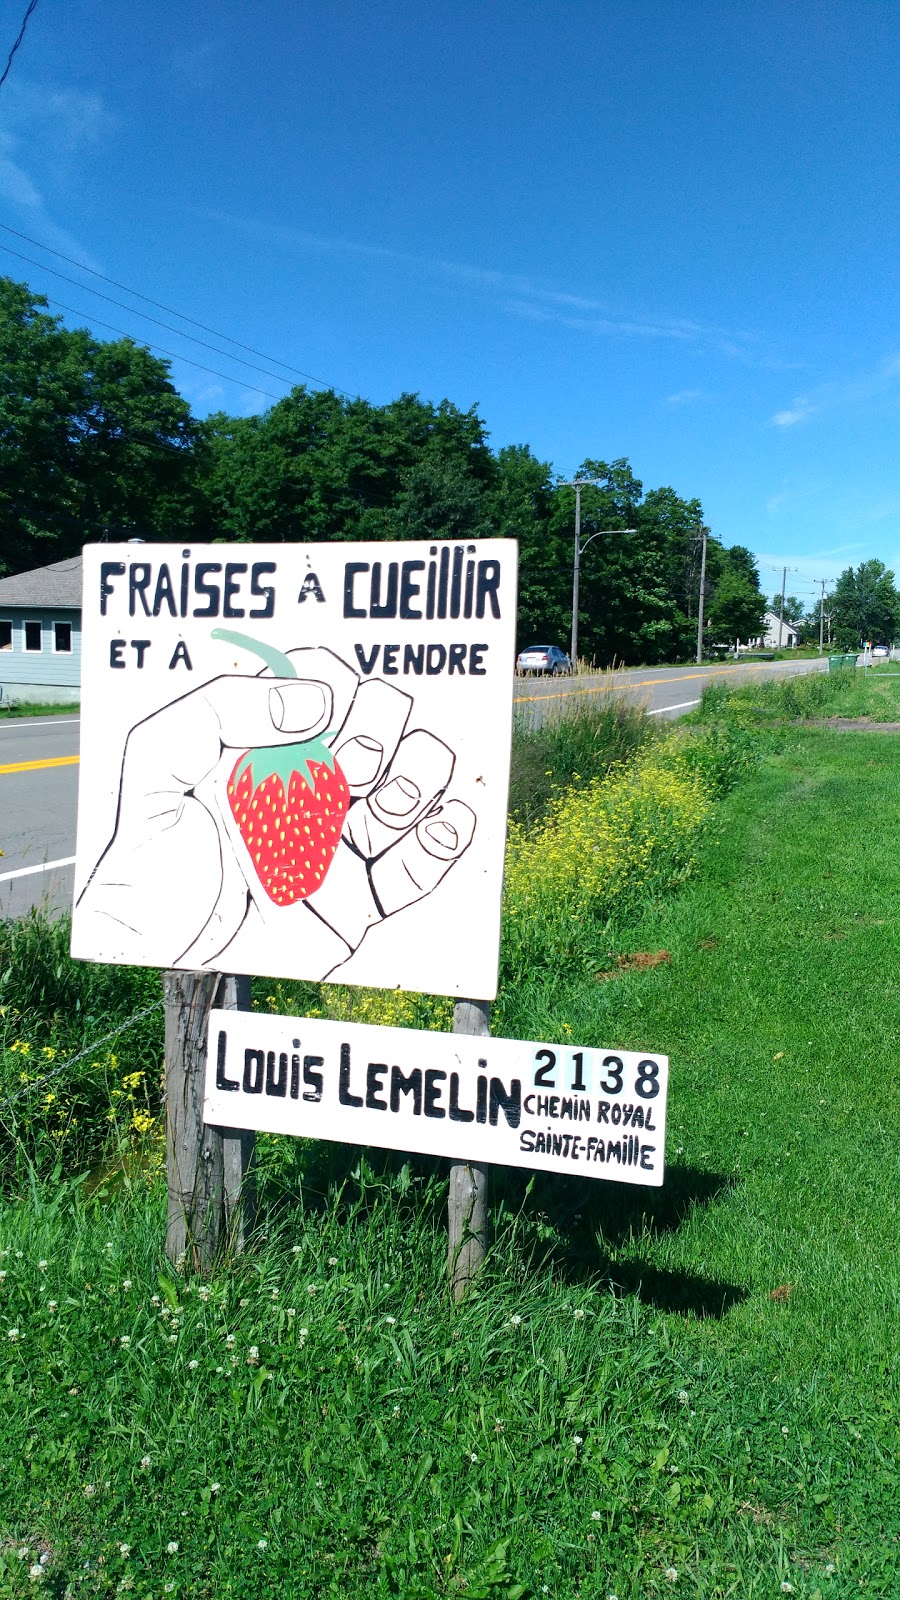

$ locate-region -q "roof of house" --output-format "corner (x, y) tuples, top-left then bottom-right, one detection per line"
(0, 555), (83, 609)
(763, 610), (798, 634)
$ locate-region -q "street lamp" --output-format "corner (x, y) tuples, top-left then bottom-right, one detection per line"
(560, 478), (635, 665)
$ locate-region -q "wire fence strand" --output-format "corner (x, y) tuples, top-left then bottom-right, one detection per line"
(0, 1000), (164, 1115)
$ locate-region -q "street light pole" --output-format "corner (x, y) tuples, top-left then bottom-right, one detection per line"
(559, 478), (635, 667)
(695, 526), (708, 665)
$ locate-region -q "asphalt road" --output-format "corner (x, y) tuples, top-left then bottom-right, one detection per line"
(1, 656), (826, 921)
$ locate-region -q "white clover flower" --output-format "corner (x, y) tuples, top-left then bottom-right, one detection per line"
(164, 1585), (175, 1594)
(291, 1244), (301, 1254)
(198, 1285), (211, 1302)
(15, 1250), (22, 1258)
(18, 1547), (29, 1560)
(573, 1308), (585, 1321)
(665, 1569), (678, 1583)
(225, 1333), (236, 1346)
(38, 1260), (48, 1270)
(150, 1295), (161, 1307)
(7, 1328), (20, 1341)
(140, 1456), (151, 1469)
(0, 1271), (6, 1280)
(307, 1284), (317, 1295)
(211, 1482), (221, 1494)
(166, 1540), (179, 1554)
(68, 1387), (78, 1396)
(590, 1510), (603, 1521)
(47, 1301), (57, 1312)
(105, 1242), (114, 1252)
(216, 1365), (224, 1374)
(230, 1355), (239, 1366)
(28, 1563), (44, 1581)
(677, 1389), (689, 1404)
(573, 1434), (583, 1446)
(168, 1334), (177, 1344)
(469, 1451), (478, 1462)
(391, 1404), (401, 1418)
(782, 1426), (789, 1436)
(270, 1288), (279, 1299)
(188, 1359), (199, 1371)
(509, 1314), (522, 1326)
(286, 1307), (296, 1318)
(780, 1585), (793, 1595)
(239, 1297), (249, 1308)
(119, 1335), (131, 1347)
(83, 1484), (95, 1497)
(385, 1315), (396, 1325)
(118, 1544), (131, 1558)
(122, 1280), (132, 1291)
(824, 1564), (835, 1576)
(328, 1255), (338, 1266)
(247, 1346), (260, 1365)
(257, 1538), (268, 1549)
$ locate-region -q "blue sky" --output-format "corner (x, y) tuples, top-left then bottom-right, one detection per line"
(1, 0), (898, 609)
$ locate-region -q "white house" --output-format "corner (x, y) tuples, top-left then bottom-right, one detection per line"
(0, 555), (82, 706)
(756, 610), (799, 650)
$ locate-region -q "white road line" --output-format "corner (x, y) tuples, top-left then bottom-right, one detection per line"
(0, 718), (80, 732)
(647, 699), (701, 715)
(0, 856), (76, 884)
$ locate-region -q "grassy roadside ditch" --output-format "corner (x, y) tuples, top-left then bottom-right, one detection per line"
(1, 679), (898, 1596)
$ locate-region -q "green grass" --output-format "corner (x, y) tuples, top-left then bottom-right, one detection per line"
(0, 701), (79, 718)
(2, 729), (900, 1595)
(695, 663), (900, 723)
(509, 697), (654, 827)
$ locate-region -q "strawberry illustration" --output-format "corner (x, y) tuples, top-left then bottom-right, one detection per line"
(211, 629), (350, 906)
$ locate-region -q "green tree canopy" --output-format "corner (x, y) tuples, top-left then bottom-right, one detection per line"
(830, 560), (900, 647)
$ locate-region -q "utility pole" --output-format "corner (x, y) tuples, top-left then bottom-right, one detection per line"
(777, 566), (788, 649)
(558, 478), (635, 667)
(695, 526), (708, 665)
(817, 578), (827, 655)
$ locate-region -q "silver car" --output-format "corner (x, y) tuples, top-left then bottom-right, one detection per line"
(516, 644), (573, 676)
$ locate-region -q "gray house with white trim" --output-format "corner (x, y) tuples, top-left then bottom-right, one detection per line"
(0, 556), (82, 706)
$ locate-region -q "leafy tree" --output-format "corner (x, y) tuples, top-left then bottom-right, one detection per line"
(0, 277), (198, 572)
(769, 594), (805, 628)
(830, 560), (900, 647)
(706, 569), (766, 643)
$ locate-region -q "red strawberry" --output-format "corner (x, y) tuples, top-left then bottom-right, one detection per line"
(226, 741), (349, 905)
(211, 626), (351, 906)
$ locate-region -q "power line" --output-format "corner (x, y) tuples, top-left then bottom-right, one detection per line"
(40, 293), (288, 403)
(0, 0), (38, 93)
(0, 217), (353, 396)
(0, 241), (298, 391)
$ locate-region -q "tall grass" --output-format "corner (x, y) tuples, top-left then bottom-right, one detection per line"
(508, 696), (653, 828)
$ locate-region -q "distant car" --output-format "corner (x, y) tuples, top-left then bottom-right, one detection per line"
(872, 644), (890, 659)
(516, 644), (573, 676)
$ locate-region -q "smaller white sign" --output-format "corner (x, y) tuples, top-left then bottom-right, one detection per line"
(204, 1012), (669, 1186)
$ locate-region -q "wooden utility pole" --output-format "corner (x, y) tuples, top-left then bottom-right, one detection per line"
(164, 970), (254, 1272)
(448, 998), (491, 1300)
(695, 526), (708, 664)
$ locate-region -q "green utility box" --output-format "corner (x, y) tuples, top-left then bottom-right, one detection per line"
(828, 655), (844, 673)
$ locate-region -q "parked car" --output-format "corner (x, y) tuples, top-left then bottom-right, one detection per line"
(516, 644), (573, 676)
(871, 644), (890, 659)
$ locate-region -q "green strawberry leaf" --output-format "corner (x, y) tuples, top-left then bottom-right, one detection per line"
(234, 731), (338, 796)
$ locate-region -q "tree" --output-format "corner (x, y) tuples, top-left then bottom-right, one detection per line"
(769, 593), (805, 628)
(830, 560), (900, 647)
(706, 569), (766, 643)
(0, 277), (199, 572)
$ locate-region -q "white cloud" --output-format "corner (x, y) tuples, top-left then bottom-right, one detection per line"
(204, 209), (766, 361)
(0, 79), (107, 270)
(665, 388), (709, 407)
(771, 356), (900, 427)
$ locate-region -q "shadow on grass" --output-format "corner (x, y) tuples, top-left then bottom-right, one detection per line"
(256, 1139), (747, 1319)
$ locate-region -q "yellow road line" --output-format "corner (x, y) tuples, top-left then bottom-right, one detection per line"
(0, 755), (80, 775)
(513, 661), (800, 704)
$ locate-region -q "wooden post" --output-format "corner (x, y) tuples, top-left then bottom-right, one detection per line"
(164, 970), (254, 1272)
(448, 997), (491, 1301)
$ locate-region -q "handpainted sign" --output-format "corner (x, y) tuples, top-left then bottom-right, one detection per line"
(204, 1011), (669, 1186)
(71, 540), (518, 998)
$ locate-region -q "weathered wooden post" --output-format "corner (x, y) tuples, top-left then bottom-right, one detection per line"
(448, 997), (491, 1301)
(164, 970), (254, 1272)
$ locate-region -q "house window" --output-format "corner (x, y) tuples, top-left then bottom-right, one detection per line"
(24, 621), (42, 652)
(0, 620), (11, 651)
(53, 620), (72, 653)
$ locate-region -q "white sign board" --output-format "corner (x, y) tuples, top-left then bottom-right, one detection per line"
(204, 1012), (669, 1186)
(71, 540), (517, 998)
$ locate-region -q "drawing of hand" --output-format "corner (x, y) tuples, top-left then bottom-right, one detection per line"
(77, 638), (476, 978)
